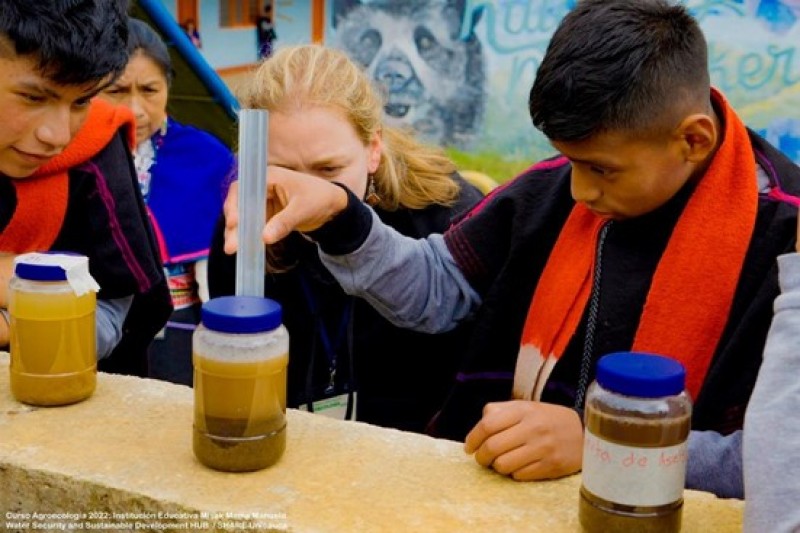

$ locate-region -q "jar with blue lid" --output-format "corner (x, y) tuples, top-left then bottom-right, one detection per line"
(579, 352), (692, 533)
(8, 252), (100, 406)
(192, 295), (289, 472)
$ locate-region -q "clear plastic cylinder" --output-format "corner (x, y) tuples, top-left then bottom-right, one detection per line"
(579, 352), (692, 533)
(8, 253), (97, 406)
(235, 109), (267, 298)
(192, 295), (288, 472)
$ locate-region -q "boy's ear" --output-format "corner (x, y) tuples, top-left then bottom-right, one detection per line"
(675, 113), (718, 163)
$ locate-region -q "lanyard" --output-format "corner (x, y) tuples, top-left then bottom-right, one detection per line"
(299, 275), (354, 395)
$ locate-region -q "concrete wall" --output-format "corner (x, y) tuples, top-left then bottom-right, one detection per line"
(0, 353), (744, 531)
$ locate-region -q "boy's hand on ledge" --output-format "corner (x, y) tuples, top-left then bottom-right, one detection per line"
(464, 400), (584, 481)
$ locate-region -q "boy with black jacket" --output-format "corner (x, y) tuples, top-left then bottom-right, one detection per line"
(0, 1), (171, 373)
(225, 0), (800, 498)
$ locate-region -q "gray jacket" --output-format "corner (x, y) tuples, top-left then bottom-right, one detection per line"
(744, 253), (800, 532)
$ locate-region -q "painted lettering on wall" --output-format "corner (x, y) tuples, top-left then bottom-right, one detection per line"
(332, 0), (800, 166)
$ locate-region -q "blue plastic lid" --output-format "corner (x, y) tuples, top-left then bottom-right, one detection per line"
(14, 251), (84, 281)
(15, 261), (67, 281)
(595, 352), (686, 398)
(201, 296), (282, 333)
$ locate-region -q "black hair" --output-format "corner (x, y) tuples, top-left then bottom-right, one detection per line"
(529, 0), (710, 142)
(0, 0), (129, 86)
(127, 18), (174, 86)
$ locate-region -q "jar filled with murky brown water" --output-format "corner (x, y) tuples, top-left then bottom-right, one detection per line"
(192, 296), (289, 472)
(579, 352), (692, 533)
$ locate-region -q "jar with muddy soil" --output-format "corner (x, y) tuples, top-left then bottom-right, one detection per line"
(579, 352), (692, 533)
(192, 295), (289, 472)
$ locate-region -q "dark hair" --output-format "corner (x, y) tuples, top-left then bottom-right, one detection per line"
(0, 0), (129, 86)
(529, 0), (710, 142)
(127, 18), (174, 86)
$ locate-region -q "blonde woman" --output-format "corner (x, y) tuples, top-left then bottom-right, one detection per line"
(208, 45), (483, 432)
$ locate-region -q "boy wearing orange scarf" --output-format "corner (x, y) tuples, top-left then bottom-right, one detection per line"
(0, 1), (170, 373)
(224, 0), (800, 497)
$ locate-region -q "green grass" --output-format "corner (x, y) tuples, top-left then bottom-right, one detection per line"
(446, 148), (530, 184)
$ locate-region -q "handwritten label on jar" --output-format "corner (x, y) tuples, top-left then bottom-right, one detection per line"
(582, 430), (688, 507)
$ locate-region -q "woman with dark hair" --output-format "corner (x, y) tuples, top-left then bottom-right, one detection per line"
(100, 18), (235, 386)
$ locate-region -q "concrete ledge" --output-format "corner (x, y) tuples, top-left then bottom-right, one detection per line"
(0, 353), (743, 532)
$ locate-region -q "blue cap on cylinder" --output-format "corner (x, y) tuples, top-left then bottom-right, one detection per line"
(201, 296), (282, 333)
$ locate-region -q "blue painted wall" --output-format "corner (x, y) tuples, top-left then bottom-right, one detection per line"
(156, 0), (313, 68)
(197, 1), (257, 68)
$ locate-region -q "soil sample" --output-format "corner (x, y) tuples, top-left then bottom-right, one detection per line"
(192, 296), (289, 472)
(579, 352), (692, 533)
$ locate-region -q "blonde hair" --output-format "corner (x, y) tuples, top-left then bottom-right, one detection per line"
(238, 44), (460, 210)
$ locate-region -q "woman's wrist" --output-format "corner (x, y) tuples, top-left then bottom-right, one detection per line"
(308, 183), (374, 255)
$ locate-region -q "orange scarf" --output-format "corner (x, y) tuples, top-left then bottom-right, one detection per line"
(515, 89), (757, 401)
(0, 99), (135, 253)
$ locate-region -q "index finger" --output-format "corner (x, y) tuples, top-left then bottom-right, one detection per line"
(222, 181), (240, 254)
(223, 181), (240, 230)
(464, 402), (520, 454)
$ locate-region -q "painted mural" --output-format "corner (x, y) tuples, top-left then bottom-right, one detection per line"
(330, 0), (800, 166)
(332, 0), (486, 149)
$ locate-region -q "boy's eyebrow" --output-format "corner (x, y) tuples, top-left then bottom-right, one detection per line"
(18, 79), (108, 100)
(17, 81), (61, 99)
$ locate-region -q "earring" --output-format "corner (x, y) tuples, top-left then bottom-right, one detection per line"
(365, 174), (381, 206)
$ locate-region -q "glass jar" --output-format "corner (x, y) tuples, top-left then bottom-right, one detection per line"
(8, 252), (100, 406)
(193, 295), (289, 472)
(579, 352), (692, 533)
